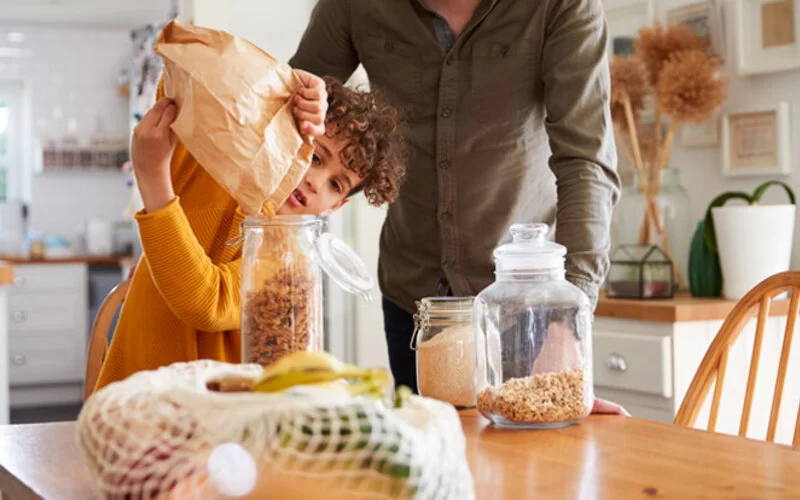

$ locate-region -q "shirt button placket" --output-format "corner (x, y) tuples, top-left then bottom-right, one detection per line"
(436, 53), (458, 285)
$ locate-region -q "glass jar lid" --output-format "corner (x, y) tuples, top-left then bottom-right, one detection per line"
(315, 232), (374, 303)
(493, 223), (566, 271)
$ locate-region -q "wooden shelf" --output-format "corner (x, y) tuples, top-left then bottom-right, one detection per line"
(596, 292), (792, 323)
(0, 255), (132, 266)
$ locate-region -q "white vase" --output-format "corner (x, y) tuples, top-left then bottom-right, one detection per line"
(712, 204), (796, 299)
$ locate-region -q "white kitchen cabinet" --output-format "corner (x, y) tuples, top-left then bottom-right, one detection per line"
(594, 297), (800, 446)
(7, 263), (88, 408)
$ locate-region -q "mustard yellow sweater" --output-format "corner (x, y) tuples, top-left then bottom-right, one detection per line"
(95, 139), (245, 391)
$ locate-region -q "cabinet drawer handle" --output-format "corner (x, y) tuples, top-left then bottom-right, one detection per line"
(12, 354), (27, 366)
(11, 310), (26, 323)
(608, 353), (628, 372)
(14, 276), (25, 287)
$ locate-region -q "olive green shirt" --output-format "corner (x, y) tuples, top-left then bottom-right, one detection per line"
(291, 0), (619, 312)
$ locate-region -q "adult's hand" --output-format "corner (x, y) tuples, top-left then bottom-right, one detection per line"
(592, 398), (631, 416)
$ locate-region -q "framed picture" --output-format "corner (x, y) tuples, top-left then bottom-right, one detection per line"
(681, 113), (720, 147)
(667, 1), (725, 60)
(612, 36), (636, 56)
(605, 0), (655, 57)
(735, 0), (800, 75)
(606, 0), (656, 121)
(721, 102), (791, 177)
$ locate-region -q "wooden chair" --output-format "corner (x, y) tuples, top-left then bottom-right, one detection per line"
(674, 271), (800, 446)
(84, 279), (131, 400)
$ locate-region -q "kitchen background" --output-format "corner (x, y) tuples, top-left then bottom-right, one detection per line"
(0, 0), (796, 423)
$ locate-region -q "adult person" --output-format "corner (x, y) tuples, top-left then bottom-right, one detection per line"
(290, 0), (622, 413)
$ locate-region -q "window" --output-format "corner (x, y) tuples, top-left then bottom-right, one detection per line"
(0, 82), (23, 203)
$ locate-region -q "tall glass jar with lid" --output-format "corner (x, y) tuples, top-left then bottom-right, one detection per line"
(240, 215), (373, 368)
(474, 223), (593, 428)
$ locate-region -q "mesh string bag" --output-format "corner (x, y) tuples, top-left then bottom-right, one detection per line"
(77, 360), (475, 499)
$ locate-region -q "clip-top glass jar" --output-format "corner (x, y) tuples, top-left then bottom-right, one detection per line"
(240, 215), (373, 367)
(411, 297), (476, 408)
(474, 223), (593, 428)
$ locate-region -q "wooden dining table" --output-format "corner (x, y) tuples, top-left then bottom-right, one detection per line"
(1, 411), (799, 499)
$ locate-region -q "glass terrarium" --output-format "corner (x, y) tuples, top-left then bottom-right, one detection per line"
(606, 245), (674, 299)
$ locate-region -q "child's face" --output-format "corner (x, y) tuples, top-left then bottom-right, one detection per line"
(277, 134), (363, 217)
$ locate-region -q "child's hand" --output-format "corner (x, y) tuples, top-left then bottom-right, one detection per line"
(132, 98), (177, 213)
(293, 70), (328, 138)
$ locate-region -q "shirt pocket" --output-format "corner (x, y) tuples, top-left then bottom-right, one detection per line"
(469, 39), (538, 126)
(358, 35), (423, 111)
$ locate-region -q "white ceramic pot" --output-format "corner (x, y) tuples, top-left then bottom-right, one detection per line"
(712, 204), (796, 299)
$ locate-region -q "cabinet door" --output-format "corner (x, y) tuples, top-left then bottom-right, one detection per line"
(9, 332), (84, 385)
(594, 330), (673, 398)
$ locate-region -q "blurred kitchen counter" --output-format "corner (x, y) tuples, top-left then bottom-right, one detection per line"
(0, 255), (132, 266)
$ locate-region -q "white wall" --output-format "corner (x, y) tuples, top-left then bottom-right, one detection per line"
(189, 0), (317, 61)
(609, 0), (800, 269)
(0, 23), (133, 239)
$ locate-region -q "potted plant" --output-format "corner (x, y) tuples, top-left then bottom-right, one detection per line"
(702, 181), (796, 299)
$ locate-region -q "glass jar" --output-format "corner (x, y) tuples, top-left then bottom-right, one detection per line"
(240, 215), (373, 367)
(411, 297), (476, 408)
(474, 223), (593, 429)
(611, 168), (692, 289)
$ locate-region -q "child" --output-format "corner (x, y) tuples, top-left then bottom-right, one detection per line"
(94, 72), (405, 391)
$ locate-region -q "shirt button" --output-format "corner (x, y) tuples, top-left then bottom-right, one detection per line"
(500, 45), (509, 56)
(443, 260), (451, 269)
(440, 210), (451, 220)
(438, 160), (450, 170)
(441, 108), (452, 118)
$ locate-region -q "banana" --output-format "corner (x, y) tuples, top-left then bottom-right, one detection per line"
(251, 351), (391, 397)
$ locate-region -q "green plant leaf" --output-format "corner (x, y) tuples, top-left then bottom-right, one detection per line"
(702, 191), (752, 252)
(751, 181), (796, 205)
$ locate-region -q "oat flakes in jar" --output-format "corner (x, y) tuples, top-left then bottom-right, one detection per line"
(474, 223), (593, 429)
(411, 297), (476, 408)
(240, 215), (373, 368)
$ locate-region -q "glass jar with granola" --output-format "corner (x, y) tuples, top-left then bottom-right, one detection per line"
(474, 223), (593, 429)
(240, 215), (373, 368)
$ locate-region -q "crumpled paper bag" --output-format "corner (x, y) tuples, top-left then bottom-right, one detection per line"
(154, 20), (314, 215)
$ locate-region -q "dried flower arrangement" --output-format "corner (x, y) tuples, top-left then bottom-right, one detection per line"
(610, 23), (727, 287)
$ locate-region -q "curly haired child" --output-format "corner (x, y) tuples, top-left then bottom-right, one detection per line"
(93, 73), (405, 391)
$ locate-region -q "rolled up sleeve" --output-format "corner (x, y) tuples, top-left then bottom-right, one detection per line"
(541, 0), (620, 305)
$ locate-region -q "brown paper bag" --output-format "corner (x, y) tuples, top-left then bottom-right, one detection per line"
(154, 20), (314, 215)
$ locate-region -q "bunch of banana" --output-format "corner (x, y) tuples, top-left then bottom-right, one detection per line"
(250, 351), (391, 400)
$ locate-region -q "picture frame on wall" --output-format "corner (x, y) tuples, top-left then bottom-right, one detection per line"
(605, 0), (656, 122)
(605, 0), (655, 58)
(667, 1), (726, 60)
(735, 0), (800, 75)
(721, 102), (791, 177)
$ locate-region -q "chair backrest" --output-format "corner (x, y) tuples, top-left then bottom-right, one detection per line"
(674, 271), (800, 446)
(84, 279), (131, 400)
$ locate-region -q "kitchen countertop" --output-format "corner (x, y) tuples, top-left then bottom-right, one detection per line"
(0, 411), (799, 498)
(0, 255), (132, 266)
(595, 292), (791, 323)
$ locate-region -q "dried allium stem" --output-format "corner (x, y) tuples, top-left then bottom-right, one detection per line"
(652, 107), (662, 170)
(622, 97), (646, 174)
(657, 120), (678, 172)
